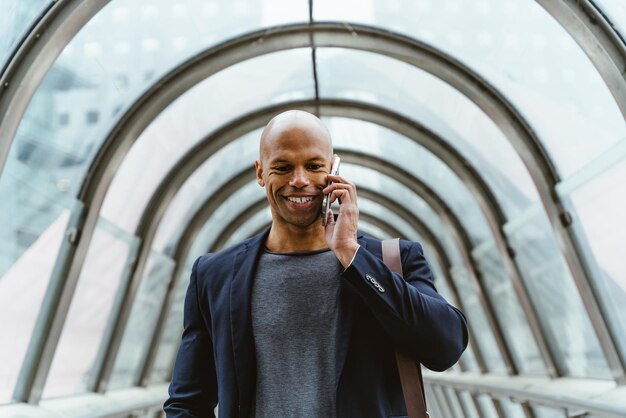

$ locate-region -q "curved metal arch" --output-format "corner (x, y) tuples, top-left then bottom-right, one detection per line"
(536, 0), (626, 118)
(205, 182), (488, 374)
(8, 14), (623, 401)
(142, 157), (513, 387)
(96, 99), (532, 392)
(25, 21), (617, 393)
(124, 100), (555, 378)
(337, 153), (519, 373)
(0, 0), (109, 176)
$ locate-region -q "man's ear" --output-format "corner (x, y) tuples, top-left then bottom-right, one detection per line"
(255, 160), (265, 187)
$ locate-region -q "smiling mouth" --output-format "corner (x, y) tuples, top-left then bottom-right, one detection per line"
(285, 196), (315, 204)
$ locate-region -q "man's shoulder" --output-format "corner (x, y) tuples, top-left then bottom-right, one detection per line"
(194, 233), (263, 274)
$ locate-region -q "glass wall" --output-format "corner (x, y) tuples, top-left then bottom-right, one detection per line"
(1, 0), (626, 416)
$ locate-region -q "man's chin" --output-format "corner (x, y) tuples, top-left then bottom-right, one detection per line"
(283, 212), (322, 228)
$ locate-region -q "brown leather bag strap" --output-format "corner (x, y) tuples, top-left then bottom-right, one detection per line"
(382, 238), (429, 418)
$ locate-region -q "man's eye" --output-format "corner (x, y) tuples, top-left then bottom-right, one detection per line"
(308, 164), (323, 170)
(274, 166), (290, 172)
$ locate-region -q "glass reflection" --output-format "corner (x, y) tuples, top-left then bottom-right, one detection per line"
(452, 266), (507, 373)
(0, 158), (81, 403)
(101, 49), (314, 234)
(505, 209), (610, 378)
(0, 1), (50, 68)
(314, 1), (626, 178)
(434, 272), (480, 372)
(43, 220), (139, 398)
(108, 250), (175, 390)
(472, 243), (545, 374)
(341, 162), (465, 268)
(317, 48), (539, 218)
(594, 0), (626, 38)
(149, 264), (191, 383)
(154, 130), (262, 254)
(566, 159), (626, 368)
(326, 116), (493, 246)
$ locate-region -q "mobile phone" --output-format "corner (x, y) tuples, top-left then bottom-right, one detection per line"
(321, 155), (341, 226)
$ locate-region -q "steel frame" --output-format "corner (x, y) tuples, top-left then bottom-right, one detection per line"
(3, 1), (625, 403)
(128, 100), (559, 380)
(75, 22), (626, 387)
(151, 152), (505, 379)
(535, 0), (626, 118)
(0, 0), (110, 177)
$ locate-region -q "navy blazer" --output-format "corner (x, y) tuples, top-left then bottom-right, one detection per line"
(164, 230), (468, 417)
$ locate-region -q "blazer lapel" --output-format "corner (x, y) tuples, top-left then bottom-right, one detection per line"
(335, 233), (368, 387)
(230, 228), (269, 415)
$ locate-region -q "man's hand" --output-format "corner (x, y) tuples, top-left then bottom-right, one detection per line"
(323, 174), (360, 268)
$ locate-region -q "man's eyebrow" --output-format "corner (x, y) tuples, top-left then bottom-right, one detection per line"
(268, 159), (291, 165)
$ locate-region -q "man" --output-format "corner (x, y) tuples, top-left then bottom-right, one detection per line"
(164, 110), (468, 417)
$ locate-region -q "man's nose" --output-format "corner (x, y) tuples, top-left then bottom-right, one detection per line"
(289, 167), (310, 188)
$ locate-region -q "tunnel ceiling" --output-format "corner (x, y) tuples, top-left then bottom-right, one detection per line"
(1, 1), (626, 417)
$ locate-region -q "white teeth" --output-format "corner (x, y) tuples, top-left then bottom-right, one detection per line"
(287, 196), (313, 203)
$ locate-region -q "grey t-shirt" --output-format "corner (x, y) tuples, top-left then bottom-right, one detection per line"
(251, 247), (343, 418)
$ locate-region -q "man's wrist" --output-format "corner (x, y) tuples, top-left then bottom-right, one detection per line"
(335, 242), (360, 269)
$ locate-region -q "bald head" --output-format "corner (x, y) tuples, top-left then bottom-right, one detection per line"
(259, 110), (333, 164)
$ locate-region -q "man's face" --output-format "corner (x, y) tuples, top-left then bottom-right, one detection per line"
(256, 121), (333, 229)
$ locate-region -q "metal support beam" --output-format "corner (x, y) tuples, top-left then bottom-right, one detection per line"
(8, 20), (621, 400)
(339, 152), (518, 373)
(73, 22), (618, 381)
(0, 0), (110, 177)
(146, 168), (492, 384)
(130, 99), (552, 382)
(536, 0), (626, 119)
(162, 154), (505, 378)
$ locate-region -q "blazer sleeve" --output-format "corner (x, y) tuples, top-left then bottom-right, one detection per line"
(341, 240), (468, 371)
(164, 257), (217, 417)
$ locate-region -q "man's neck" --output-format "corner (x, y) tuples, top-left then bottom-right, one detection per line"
(265, 222), (327, 253)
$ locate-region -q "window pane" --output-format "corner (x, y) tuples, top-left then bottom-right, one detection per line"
(102, 49), (314, 234)
(339, 164), (464, 266)
(566, 158), (626, 366)
(0, 1), (50, 68)
(7, 0), (308, 220)
(317, 48), (539, 218)
(0, 159), (81, 404)
(197, 181), (266, 252)
(108, 251), (175, 389)
(505, 209), (610, 378)
(314, 1), (626, 178)
(149, 264), (192, 383)
(42, 220), (139, 398)
(153, 129), (263, 254)
(432, 266), (479, 372)
(472, 243), (545, 374)
(595, 0), (626, 38)
(451, 266), (507, 373)
(222, 207), (273, 250)
(327, 117), (493, 246)
(357, 199), (420, 241)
